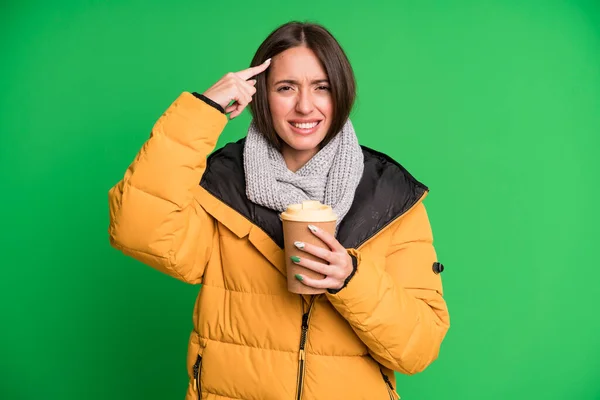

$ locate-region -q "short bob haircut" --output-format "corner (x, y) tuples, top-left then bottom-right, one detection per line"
(248, 21), (356, 150)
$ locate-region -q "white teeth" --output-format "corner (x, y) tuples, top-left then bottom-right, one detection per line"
(292, 122), (318, 129)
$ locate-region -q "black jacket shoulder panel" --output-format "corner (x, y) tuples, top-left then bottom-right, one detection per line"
(200, 140), (428, 249)
(200, 139), (284, 246)
(336, 146), (428, 248)
(200, 139), (251, 220)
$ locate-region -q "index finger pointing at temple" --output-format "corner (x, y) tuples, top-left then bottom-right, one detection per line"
(235, 58), (271, 81)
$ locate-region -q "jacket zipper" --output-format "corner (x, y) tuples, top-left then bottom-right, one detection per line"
(295, 296), (318, 400)
(381, 369), (400, 400)
(193, 354), (202, 399)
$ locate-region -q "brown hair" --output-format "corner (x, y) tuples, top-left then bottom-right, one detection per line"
(248, 21), (356, 149)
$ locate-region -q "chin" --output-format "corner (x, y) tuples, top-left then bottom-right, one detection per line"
(287, 136), (323, 151)
(278, 122), (329, 153)
(280, 133), (325, 152)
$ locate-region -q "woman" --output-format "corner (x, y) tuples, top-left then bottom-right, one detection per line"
(108, 21), (450, 400)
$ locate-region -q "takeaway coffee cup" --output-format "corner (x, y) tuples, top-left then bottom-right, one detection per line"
(280, 200), (338, 295)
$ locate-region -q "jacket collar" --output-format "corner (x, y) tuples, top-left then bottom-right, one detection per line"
(199, 139), (428, 273)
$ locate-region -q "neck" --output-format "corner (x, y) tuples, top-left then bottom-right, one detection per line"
(281, 144), (319, 172)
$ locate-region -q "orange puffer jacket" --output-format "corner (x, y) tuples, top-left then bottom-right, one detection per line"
(108, 92), (450, 400)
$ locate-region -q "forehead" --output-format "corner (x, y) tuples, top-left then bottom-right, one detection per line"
(269, 46), (328, 80)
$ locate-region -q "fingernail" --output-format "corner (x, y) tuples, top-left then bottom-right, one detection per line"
(265, 58), (271, 64)
(291, 256), (301, 263)
(294, 241), (305, 249)
(295, 274), (303, 281)
(308, 225), (318, 233)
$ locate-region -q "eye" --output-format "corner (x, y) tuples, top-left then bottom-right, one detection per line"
(317, 86), (331, 91)
(277, 86), (293, 92)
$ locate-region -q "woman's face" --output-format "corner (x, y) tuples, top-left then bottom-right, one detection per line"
(267, 46), (333, 161)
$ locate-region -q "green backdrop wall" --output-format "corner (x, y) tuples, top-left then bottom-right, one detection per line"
(2, 0), (599, 399)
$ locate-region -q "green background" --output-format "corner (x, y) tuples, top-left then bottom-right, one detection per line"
(1, 0), (599, 399)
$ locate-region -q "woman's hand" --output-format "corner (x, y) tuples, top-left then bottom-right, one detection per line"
(291, 225), (354, 291)
(202, 58), (271, 119)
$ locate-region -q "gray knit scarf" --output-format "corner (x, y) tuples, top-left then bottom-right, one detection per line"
(243, 119), (364, 227)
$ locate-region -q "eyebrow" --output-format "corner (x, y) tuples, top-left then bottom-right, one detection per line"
(273, 79), (330, 85)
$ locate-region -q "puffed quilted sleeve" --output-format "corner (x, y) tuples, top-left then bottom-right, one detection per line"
(108, 92), (228, 284)
(326, 202), (450, 374)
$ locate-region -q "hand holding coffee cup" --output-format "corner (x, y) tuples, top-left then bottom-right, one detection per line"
(281, 201), (354, 294)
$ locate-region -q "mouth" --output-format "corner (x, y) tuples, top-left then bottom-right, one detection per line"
(288, 120), (322, 135)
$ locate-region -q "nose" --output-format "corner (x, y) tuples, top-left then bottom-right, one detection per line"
(295, 89), (314, 115)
